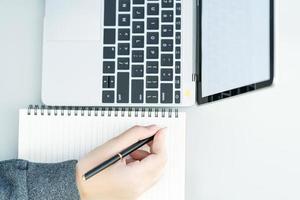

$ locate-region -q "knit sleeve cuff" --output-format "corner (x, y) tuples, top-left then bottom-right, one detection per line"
(27, 160), (80, 200)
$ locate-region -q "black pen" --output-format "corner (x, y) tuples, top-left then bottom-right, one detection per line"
(83, 135), (155, 181)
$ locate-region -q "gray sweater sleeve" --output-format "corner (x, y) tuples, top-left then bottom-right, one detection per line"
(0, 160), (80, 200)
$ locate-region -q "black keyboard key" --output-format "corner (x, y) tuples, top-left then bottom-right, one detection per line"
(161, 69), (173, 81)
(176, 18), (181, 30)
(132, 22), (144, 33)
(103, 47), (116, 59)
(175, 76), (181, 89)
(102, 91), (115, 103)
(132, 36), (144, 48)
(132, 50), (144, 63)
(147, 47), (159, 59)
(118, 58), (130, 70)
(119, 0), (130, 12)
(118, 43), (130, 55)
(132, 65), (144, 77)
(161, 39), (173, 51)
(175, 61), (181, 74)
(104, 0), (116, 26)
(162, 11), (173, 22)
(175, 47), (181, 59)
(104, 29), (116, 44)
(103, 76), (109, 88)
(146, 76), (159, 88)
(146, 61), (159, 74)
(162, 0), (174, 8)
(133, 7), (144, 19)
(133, 0), (144, 4)
(119, 14), (130, 26)
(161, 54), (173, 66)
(175, 91), (181, 104)
(146, 91), (158, 103)
(147, 3), (159, 15)
(132, 80), (144, 103)
(176, 3), (181, 15)
(103, 61), (115, 73)
(162, 25), (173, 37)
(161, 83), (173, 103)
(147, 32), (159, 44)
(176, 32), (181, 44)
(147, 18), (159, 30)
(118, 29), (130, 41)
(103, 76), (115, 88)
(117, 72), (129, 103)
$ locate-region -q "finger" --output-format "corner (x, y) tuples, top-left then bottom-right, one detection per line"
(125, 157), (136, 164)
(147, 141), (153, 147)
(145, 127), (166, 149)
(111, 125), (161, 151)
(133, 128), (168, 171)
(149, 128), (167, 156)
(126, 160), (141, 167)
(86, 125), (161, 163)
(130, 150), (150, 161)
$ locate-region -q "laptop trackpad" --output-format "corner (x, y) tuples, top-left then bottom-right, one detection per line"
(44, 0), (101, 41)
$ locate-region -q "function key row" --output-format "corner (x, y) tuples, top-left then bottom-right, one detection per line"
(119, 0), (178, 9)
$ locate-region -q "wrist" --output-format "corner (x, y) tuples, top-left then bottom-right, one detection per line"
(75, 165), (136, 200)
(76, 163), (87, 200)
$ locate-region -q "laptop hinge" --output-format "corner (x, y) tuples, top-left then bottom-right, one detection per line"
(192, 73), (198, 82)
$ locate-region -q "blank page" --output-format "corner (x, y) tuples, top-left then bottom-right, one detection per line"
(18, 109), (186, 200)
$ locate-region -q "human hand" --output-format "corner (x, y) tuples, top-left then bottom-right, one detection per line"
(76, 125), (167, 200)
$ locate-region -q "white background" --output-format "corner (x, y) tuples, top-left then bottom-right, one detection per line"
(0, 0), (300, 200)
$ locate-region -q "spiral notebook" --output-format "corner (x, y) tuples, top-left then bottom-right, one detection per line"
(18, 106), (186, 200)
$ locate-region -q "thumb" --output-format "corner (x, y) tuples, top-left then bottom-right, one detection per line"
(150, 128), (168, 156)
(81, 125), (161, 167)
(131, 128), (168, 170)
(99, 125), (161, 159)
(127, 128), (168, 187)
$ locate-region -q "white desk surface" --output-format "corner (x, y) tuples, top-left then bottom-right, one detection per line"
(1, 1), (300, 200)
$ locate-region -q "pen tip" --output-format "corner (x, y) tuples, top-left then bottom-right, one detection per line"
(82, 175), (86, 181)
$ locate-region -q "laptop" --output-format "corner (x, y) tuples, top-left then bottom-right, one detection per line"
(42, 0), (274, 107)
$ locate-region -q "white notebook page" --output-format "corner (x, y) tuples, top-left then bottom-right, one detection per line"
(18, 109), (186, 200)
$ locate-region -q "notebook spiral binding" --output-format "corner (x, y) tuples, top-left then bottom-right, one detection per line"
(27, 105), (179, 118)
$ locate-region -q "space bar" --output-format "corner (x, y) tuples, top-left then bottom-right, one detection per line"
(104, 0), (116, 26)
(117, 72), (129, 103)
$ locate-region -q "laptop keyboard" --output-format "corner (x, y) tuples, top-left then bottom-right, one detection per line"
(102, 0), (182, 104)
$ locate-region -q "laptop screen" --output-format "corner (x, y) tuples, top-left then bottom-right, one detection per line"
(200, 0), (272, 97)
